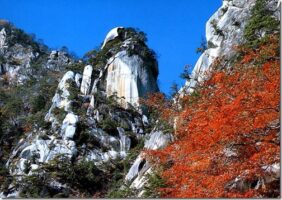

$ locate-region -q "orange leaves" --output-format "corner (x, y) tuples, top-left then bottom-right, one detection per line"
(140, 92), (176, 122)
(146, 34), (280, 198)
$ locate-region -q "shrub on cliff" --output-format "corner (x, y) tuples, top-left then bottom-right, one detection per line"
(244, 0), (279, 47)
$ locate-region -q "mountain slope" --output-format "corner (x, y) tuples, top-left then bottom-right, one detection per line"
(0, 0), (280, 198)
(0, 26), (168, 198)
(139, 0), (280, 198)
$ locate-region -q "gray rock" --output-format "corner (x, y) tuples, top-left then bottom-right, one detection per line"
(144, 131), (173, 150)
(117, 127), (131, 157)
(125, 130), (173, 189)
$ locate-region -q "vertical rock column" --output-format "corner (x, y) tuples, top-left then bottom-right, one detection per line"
(80, 65), (93, 95)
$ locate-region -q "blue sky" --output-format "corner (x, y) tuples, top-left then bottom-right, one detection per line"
(1, 0), (221, 95)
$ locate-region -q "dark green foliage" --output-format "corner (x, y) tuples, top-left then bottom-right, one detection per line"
(30, 53), (49, 72)
(52, 107), (67, 124)
(30, 94), (47, 113)
(18, 171), (68, 198)
(19, 155), (105, 198)
(74, 122), (101, 149)
(65, 62), (84, 73)
(221, 6), (228, 15)
(100, 117), (118, 136)
(208, 41), (218, 48)
(23, 160), (31, 174)
(169, 82), (179, 98)
(2, 22), (49, 53)
(45, 156), (104, 194)
(1, 95), (24, 125)
(106, 182), (137, 198)
(180, 64), (192, 80)
(105, 141), (145, 198)
(65, 79), (80, 100)
(143, 171), (167, 198)
(196, 37), (207, 54)
(244, 0), (279, 47)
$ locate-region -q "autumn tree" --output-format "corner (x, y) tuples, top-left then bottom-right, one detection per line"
(145, 34), (280, 198)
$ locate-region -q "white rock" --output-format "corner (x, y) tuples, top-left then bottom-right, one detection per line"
(75, 73), (82, 88)
(0, 28), (6, 48)
(180, 0), (257, 95)
(49, 50), (58, 59)
(61, 113), (78, 139)
(117, 127), (131, 157)
(262, 162), (280, 182)
(105, 51), (158, 108)
(58, 71), (75, 91)
(125, 155), (146, 181)
(144, 131), (173, 150)
(142, 115), (149, 126)
(80, 65), (93, 95)
(63, 113), (79, 125)
(223, 147), (237, 157)
(101, 27), (123, 49)
(125, 131), (173, 188)
(64, 125), (76, 139)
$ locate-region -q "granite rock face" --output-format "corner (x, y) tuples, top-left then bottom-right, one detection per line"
(1, 25), (160, 198)
(125, 131), (173, 196)
(180, 0), (280, 94)
(105, 50), (159, 107)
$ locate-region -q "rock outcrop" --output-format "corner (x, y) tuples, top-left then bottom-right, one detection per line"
(180, 0), (280, 94)
(105, 50), (158, 107)
(1, 25), (161, 198)
(0, 22), (73, 85)
(94, 27), (159, 108)
(124, 130), (173, 197)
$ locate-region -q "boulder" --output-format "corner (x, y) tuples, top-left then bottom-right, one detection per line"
(101, 27), (123, 49)
(61, 113), (79, 140)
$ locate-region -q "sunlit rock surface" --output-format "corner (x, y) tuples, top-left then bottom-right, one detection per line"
(180, 0), (280, 94)
(105, 50), (158, 107)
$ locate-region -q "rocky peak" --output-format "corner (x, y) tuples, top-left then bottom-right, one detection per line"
(0, 25), (168, 198)
(0, 21), (73, 85)
(79, 27), (159, 108)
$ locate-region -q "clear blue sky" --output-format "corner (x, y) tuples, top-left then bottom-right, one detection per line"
(1, 0), (221, 95)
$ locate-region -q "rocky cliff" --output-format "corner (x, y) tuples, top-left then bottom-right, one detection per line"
(0, 25), (169, 198)
(0, 0), (280, 198)
(0, 20), (73, 85)
(180, 0), (280, 94)
(125, 0), (280, 197)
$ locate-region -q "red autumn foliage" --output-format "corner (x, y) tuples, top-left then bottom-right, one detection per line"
(145, 34), (280, 198)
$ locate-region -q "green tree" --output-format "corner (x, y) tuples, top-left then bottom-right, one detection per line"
(179, 64), (192, 80)
(244, 0), (279, 47)
(196, 37), (207, 54)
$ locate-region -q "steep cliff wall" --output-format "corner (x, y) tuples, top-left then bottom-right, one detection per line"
(180, 0), (280, 94)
